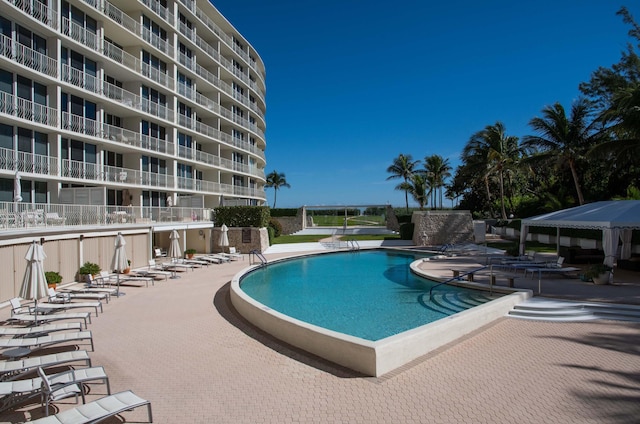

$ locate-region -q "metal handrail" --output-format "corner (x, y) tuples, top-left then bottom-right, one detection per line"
(428, 266), (487, 301)
(347, 239), (360, 250)
(249, 249), (267, 266)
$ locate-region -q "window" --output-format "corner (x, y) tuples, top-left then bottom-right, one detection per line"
(232, 129), (244, 141)
(142, 50), (166, 74)
(104, 113), (122, 127)
(0, 69), (12, 94)
(62, 1), (97, 34)
(142, 120), (166, 139)
(104, 150), (123, 167)
(0, 124), (12, 149)
(142, 155), (166, 174)
(61, 48), (97, 90)
(178, 102), (191, 118)
(17, 25), (46, 54)
(178, 132), (192, 148)
(104, 75), (123, 88)
(61, 138), (97, 164)
(141, 86), (166, 106)
(179, 13), (192, 29)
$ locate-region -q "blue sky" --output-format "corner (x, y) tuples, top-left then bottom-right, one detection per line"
(212, 0), (631, 208)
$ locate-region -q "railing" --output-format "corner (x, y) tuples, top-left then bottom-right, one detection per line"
(61, 17), (99, 51)
(0, 147), (58, 175)
(0, 34), (58, 77)
(428, 266), (487, 301)
(347, 239), (360, 250)
(0, 91), (58, 127)
(0, 201), (213, 230)
(61, 65), (100, 94)
(249, 249), (267, 266)
(141, 0), (174, 25)
(10, 0), (58, 30)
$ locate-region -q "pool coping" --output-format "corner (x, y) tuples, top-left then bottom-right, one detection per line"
(230, 249), (532, 377)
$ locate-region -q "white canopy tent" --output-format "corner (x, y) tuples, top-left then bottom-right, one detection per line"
(519, 200), (640, 267)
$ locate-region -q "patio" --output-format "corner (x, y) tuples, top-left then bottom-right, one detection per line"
(1, 248), (639, 423)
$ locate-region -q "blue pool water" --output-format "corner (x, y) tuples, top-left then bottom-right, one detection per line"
(240, 249), (494, 341)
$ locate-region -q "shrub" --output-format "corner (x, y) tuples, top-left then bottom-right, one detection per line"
(269, 208), (298, 217)
(214, 206), (270, 227)
(79, 262), (101, 276)
(268, 217), (283, 238)
(267, 226), (275, 245)
(45, 271), (62, 285)
(583, 263), (612, 279)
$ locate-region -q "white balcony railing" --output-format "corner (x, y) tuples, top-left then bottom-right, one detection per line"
(0, 91), (58, 127)
(0, 201), (213, 229)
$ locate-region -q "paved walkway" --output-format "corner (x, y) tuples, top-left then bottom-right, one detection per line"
(1, 248), (640, 423)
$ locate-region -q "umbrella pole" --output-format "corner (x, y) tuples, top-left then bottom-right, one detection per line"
(34, 298), (38, 326)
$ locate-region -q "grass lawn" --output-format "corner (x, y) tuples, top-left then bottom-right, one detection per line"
(486, 240), (558, 254)
(308, 215), (385, 226)
(271, 233), (401, 244)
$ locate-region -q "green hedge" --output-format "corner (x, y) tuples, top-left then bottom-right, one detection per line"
(214, 206), (270, 227)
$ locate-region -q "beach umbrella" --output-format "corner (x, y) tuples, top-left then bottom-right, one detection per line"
(168, 230), (181, 279)
(19, 241), (48, 325)
(13, 171), (22, 202)
(111, 232), (128, 296)
(166, 196), (172, 207)
(219, 224), (229, 253)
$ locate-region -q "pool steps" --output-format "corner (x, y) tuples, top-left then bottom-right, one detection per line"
(508, 298), (640, 322)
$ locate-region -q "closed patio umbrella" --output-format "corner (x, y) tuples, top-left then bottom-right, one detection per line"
(13, 171), (22, 202)
(168, 229), (181, 279)
(111, 232), (128, 296)
(19, 241), (48, 325)
(219, 224), (229, 254)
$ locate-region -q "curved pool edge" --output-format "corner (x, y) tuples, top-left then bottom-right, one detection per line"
(230, 255), (533, 377)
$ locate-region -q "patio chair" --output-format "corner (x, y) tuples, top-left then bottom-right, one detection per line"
(21, 297), (103, 317)
(63, 284), (118, 297)
(154, 248), (167, 258)
(29, 390), (152, 423)
(223, 247), (243, 261)
(0, 365), (110, 414)
(0, 330), (94, 353)
(197, 255), (230, 264)
(9, 299), (92, 328)
(0, 322), (82, 339)
(0, 350), (92, 382)
(48, 287), (110, 304)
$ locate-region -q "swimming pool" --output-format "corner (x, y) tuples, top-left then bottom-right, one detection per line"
(231, 249), (530, 376)
(240, 250), (494, 341)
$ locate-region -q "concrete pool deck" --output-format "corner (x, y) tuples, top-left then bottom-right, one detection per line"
(1, 246), (640, 423)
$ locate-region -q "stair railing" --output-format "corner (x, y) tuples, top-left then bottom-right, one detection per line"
(249, 249), (267, 266)
(428, 266), (487, 301)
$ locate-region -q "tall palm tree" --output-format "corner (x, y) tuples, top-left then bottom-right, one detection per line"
(424, 155), (452, 209)
(523, 99), (604, 206)
(462, 122), (522, 219)
(386, 154), (421, 212)
(264, 171), (290, 208)
(398, 174), (429, 210)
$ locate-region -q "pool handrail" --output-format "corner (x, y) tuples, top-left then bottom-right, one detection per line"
(428, 266), (488, 301)
(249, 250), (267, 266)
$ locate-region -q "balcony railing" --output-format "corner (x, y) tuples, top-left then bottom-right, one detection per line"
(102, 123), (172, 155)
(61, 113), (100, 137)
(0, 91), (58, 127)
(0, 201), (213, 229)
(61, 65), (100, 94)
(141, 0), (174, 25)
(9, 0), (58, 30)
(0, 34), (58, 78)
(61, 17), (99, 51)
(0, 147), (58, 175)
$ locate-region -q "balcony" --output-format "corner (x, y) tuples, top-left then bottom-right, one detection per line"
(140, 0), (174, 25)
(0, 34), (58, 78)
(61, 113), (100, 137)
(0, 147), (58, 176)
(102, 40), (175, 91)
(0, 201), (212, 230)
(61, 17), (99, 52)
(8, 0), (58, 31)
(0, 91), (58, 127)
(102, 123), (172, 155)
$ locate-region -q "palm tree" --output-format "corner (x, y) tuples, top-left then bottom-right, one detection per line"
(523, 99), (604, 206)
(424, 155), (452, 209)
(264, 171), (290, 208)
(462, 122), (522, 219)
(386, 154), (421, 213)
(398, 174), (429, 210)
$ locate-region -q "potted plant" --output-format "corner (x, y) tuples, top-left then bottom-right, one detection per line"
(122, 260), (131, 274)
(583, 263), (613, 285)
(45, 271), (62, 289)
(185, 248), (196, 259)
(79, 261), (101, 282)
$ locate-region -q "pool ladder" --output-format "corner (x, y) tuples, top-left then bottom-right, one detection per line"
(249, 249), (267, 266)
(428, 266), (487, 301)
(347, 239), (360, 250)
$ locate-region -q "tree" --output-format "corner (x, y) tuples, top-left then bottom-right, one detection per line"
(264, 171), (290, 208)
(386, 154), (421, 213)
(462, 122), (522, 219)
(398, 174), (429, 210)
(523, 99), (604, 206)
(424, 155), (452, 209)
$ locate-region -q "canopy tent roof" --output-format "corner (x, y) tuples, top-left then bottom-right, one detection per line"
(521, 200), (640, 230)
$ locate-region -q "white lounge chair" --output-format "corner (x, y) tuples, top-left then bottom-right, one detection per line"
(0, 350), (91, 382)
(48, 287), (110, 304)
(0, 322), (82, 339)
(29, 390), (152, 423)
(0, 330), (94, 354)
(222, 247), (243, 261)
(0, 365), (110, 414)
(9, 299), (92, 328)
(197, 255), (229, 264)
(11, 297), (102, 317)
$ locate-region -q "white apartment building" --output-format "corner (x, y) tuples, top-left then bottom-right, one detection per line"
(0, 0), (267, 224)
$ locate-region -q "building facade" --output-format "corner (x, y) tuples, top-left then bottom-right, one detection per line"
(0, 0), (267, 217)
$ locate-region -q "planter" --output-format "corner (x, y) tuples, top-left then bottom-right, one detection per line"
(47, 283), (57, 290)
(592, 272), (610, 285)
(186, 254), (194, 259)
(122, 268), (130, 274)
